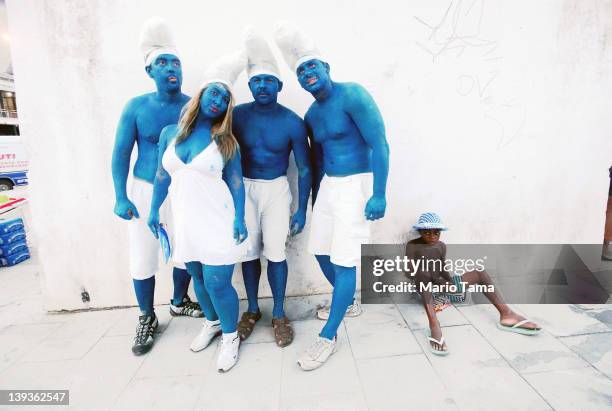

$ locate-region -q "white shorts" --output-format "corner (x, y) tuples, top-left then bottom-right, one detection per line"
(307, 173), (373, 267)
(127, 178), (184, 280)
(239, 176), (292, 263)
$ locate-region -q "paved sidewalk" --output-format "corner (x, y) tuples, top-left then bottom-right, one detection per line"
(0, 257), (611, 410)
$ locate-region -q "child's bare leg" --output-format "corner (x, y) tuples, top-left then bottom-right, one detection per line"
(461, 270), (540, 330)
(417, 273), (447, 351)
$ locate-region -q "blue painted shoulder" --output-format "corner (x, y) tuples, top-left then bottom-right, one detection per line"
(160, 124), (178, 142)
(339, 82), (369, 99)
(122, 93), (150, 114)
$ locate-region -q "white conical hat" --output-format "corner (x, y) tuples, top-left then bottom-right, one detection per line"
(200, 50), (247, 93)
(273, 21), (324, 72)
(244, 26), (281, 80)
(139, 17), (179, 67)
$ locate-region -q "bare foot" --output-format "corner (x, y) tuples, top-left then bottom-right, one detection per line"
(429, 322), (447, 352)
(500, 311), (540, 330)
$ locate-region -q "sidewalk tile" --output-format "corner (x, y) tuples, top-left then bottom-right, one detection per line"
(0, 358), (77, 390)
(0, 322), (63, 371)
(68, 335), (146, 410)
(523, 367), (612, 411)
(344, 304), (421, 359)
(415, 325), (551, 410)
(357, 354), (458, 410)
(194, 342), (281, 410)
(458, 305), (589, 373)
(280, 391), (368, 411)
(559, 332), (612, 379)
(135, 325), (216, 378)
(113, 375), (205, 411)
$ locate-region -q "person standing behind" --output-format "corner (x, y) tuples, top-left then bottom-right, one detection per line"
(233, 27), (312, 347)
(111, 18), (201, 357)
(275, 22), (390, 370)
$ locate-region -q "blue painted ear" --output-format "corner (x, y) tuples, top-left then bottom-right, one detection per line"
(323, 62), (330, 73)
(277, 80), (284, 92)
(145, 65), (153, 77)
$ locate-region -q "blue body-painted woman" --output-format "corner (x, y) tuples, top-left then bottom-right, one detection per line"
(148, 77), (249, 372)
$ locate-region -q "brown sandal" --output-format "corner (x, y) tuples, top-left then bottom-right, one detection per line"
(237, 311), (262, 341)
(271, 317), (294, 347)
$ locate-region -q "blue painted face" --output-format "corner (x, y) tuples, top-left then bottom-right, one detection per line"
(146, 54), (182, 92)
(296, 59), (330, 95)
(200, 83), (231, 119)
(248, 74), (283, 105)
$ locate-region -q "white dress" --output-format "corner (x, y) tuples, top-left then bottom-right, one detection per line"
(162, 138), (250, 265)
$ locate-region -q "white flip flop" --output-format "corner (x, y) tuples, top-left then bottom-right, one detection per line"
(497, 319), (541, 336)
(426, 330), (449, 356)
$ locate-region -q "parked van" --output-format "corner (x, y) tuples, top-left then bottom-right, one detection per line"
(0, 135), (28, 190)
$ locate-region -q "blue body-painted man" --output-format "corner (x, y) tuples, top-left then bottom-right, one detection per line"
(232, 70), (312, 346)
(111, 44), (202, 356)
(275, 23), (389, 370)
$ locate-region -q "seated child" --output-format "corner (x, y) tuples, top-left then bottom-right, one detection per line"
(405, 212), (541, 355)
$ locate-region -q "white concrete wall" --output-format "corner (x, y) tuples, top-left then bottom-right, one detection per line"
(6, 0), (612, 310)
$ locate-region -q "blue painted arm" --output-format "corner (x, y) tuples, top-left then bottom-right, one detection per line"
(111, 99), (139, 220)
(289, 118), (312, 235)
(147, 125), (173, 239)
(306, 118), (324, 207)
(222, 150), (248, 244)
(346, 84), (389, 220)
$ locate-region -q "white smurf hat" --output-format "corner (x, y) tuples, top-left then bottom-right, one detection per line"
(139, 17), (180, 67)
(244, 26), (281, 81)
(273, 20), (324, 72)
(200, 50), (247, 94)
(412, 212), (449, 231)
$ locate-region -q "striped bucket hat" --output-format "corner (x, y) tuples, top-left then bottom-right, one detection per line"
(413, 212), (448, 231)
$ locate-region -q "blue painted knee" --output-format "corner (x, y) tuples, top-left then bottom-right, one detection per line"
(315, 254), (335, 286)
(203, 265), (238, 334)
(185, 262), (218, 321)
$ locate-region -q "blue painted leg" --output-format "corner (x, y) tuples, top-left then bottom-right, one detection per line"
(319, 264), (356, 340)
(315, 254), (335, 286)
(133, 276), (155, 316)
(241, 259), (261, 313)
(203, 264), (239, 334)
(267, 260), (288, 318)
(172, 267), (191, 305)
(186, 261), (218, 321)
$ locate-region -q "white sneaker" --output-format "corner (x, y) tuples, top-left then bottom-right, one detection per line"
(297, 336), (338, 371)
(217, 332), (240, 372)
(316, 301), (362, 320)
(190, 319), (221, 352)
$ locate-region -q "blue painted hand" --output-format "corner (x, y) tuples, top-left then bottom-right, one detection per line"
(290, 209), (307, 235)
(114, 198), (139, 220)
(234, 217), (249, 244)
(147, 210), (160, 239)
(364, 195), (386, 221)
